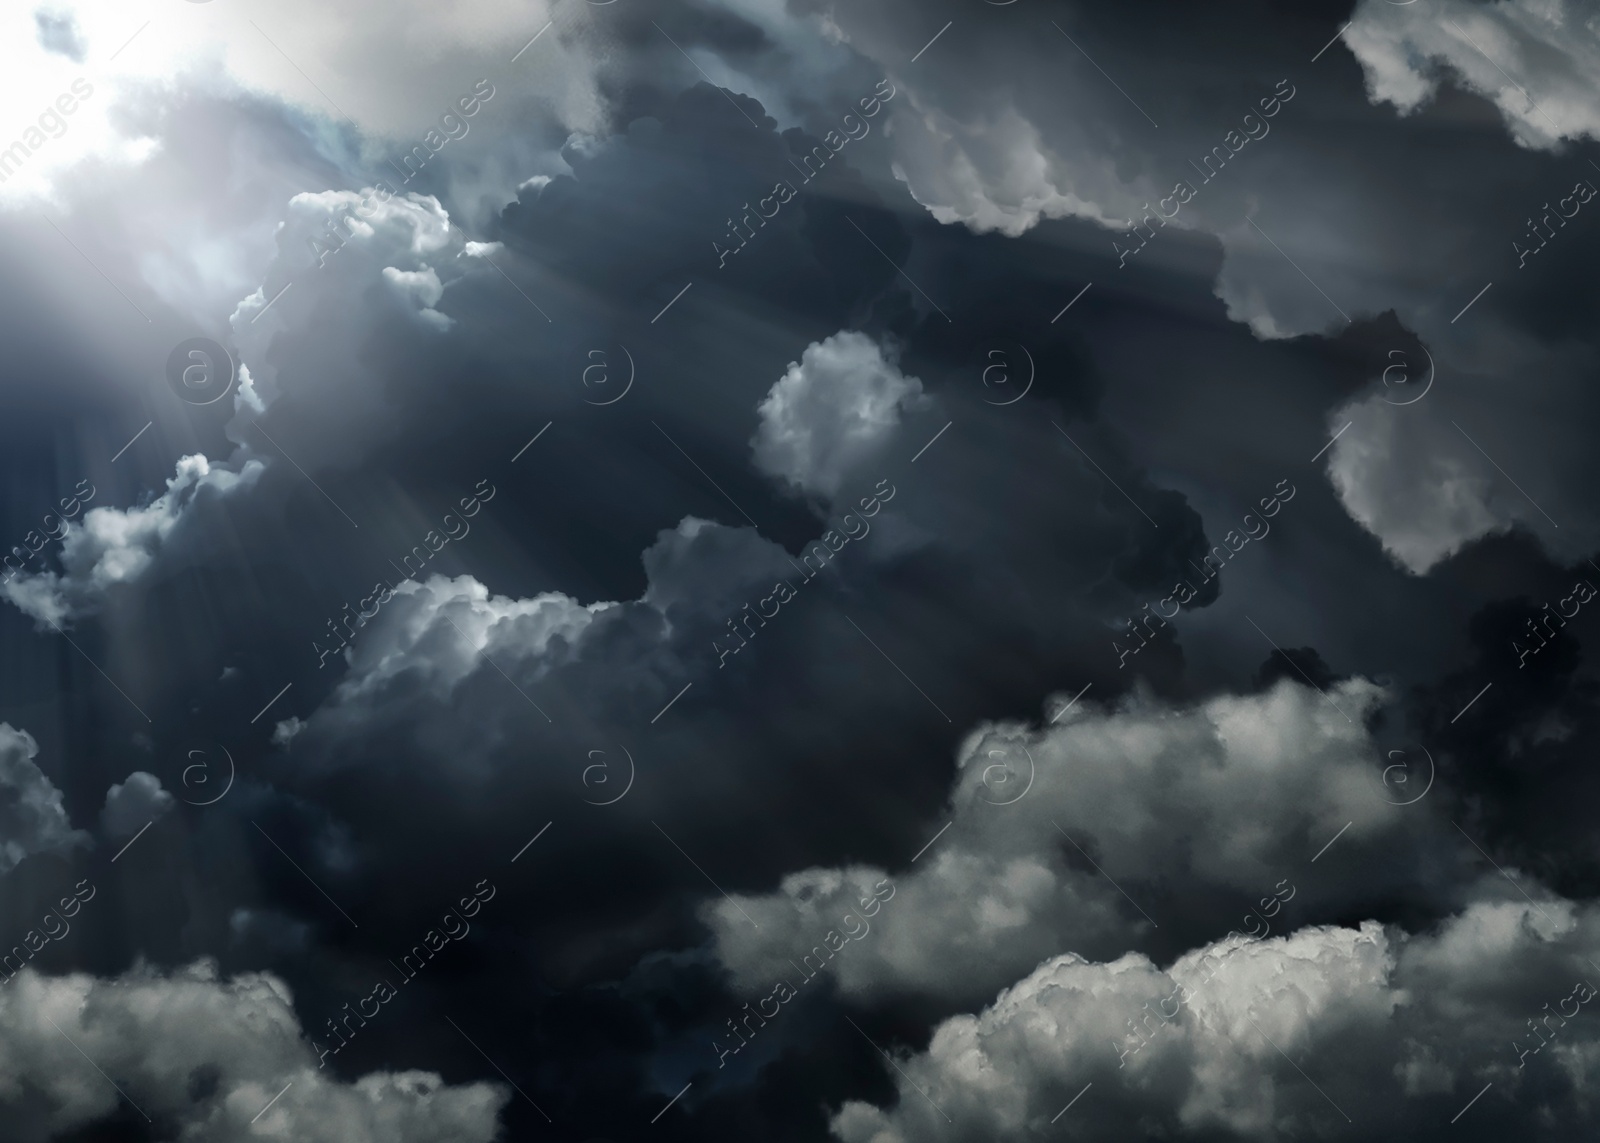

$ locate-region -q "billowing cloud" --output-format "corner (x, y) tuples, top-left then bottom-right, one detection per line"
(0, 723), (87, 875)
(5, 2), (1599, 1138)
(706, 678), (1451, 1009)
(0, 959), (508, 1143)
(831, 894), (1599, 1142)
(100, 771), (174, 840)
(1326, 395), (1513, 574)
(0, 454), (264, 626)
(314, 572), (612, 706)
(1346, 0), (1600, 149)
(752, 330), (926, 498)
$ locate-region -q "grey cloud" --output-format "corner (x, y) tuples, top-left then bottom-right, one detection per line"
(833, 892), (1599, 1142)
(1346, 0), (1600, 148)
(778, 0), (1600, 572)
(100, 771), (174, 841)
(751, 330), (927, 498)
(706, 678), (1457, 1009)
(0, 959), (508, 1143)
(0, 454), (264, 626)
(34, 11), (85, 62)
(0, 723), (87, 876)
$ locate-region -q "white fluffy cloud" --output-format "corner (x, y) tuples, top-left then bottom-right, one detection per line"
(830, 893), (1600, 1142)
(1345, 0), (1600, 150)
(100, 771), (174, 841)
(751, 331), (926, 498)
(707, 679), (1431, 1007)
(0, 723), (87, 876)
(223, 189), (504, 466)
(310, 573), (614, 709)
(0, 454), (264, 626)
(0, 959), (507, 1143)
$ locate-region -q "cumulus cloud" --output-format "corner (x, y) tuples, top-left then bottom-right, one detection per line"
(779, 1), (1158, 239)
(0, 959), (508, 1142)
(222, 189), (502, 466)
(100, 771), (174, 840)
(0, 454), (264, 626)
(330, 574), (612, 700)
(232, 189), (470, 358)
(1346, 0), (1600, 150)
(752, 330), (926, 498)
(707, 679), (1439, 1008)
(0, 724), (87, 875)
(884, 86), (1140, 238)
(830, 893), (1600, 1142)
(1325, 396), (1515, 574)
(768, 0), (1600, 574)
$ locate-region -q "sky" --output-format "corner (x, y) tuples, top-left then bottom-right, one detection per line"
(0, 0), (1598, 1140)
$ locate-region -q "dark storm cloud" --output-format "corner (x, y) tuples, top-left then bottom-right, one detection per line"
(0, 62), (1232, 1138)
(829, 895), (1600, 1143)
(785, 0), (1600, 573)
(1404, 557), (1600, 898)
(5, 1), (1600, 1140)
